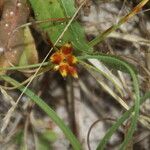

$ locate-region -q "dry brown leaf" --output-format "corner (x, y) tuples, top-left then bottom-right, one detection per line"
(0, 0), (29, 74)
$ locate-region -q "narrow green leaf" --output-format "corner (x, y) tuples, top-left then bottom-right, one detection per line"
(78, 54), (137, 74)
(1, 75), (81, 150)
(96, 91), (150, 150)
(0, 62), (49, 71)
(78, 54), (140, 149)
(89, 0), (149, 46)
(80, 61), (124, 96)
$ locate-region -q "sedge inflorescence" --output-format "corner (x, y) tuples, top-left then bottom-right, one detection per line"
(50, 43), (78, 78)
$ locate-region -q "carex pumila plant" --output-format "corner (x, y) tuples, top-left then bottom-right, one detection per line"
(1, 0), (150, 150)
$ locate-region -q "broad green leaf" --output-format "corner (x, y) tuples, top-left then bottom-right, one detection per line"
(28, 0), (92, 52)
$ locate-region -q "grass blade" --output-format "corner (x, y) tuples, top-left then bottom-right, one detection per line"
(89, 0), (149, 47)
(1, 75), (82, 150)
(96, 91), (150, 150)
(78, 54), (140, 149)
(80, 60), (125, 97)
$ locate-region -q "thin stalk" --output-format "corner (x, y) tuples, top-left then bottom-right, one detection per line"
(0, 62), (49, 71)
(89, 0), (149, 47)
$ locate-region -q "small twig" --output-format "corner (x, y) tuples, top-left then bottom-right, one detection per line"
(13, 17), (70, 33)
(87, 118), (116, 150)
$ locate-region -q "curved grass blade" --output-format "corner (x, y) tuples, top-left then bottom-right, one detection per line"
(78, 54), (137, 74)
(78, 54), (140, 149)
(80, 60), (125, 97)
(96, 91), (150, 150)
(0, 75), (82, 150)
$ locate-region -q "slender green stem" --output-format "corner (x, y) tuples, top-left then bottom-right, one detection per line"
(89, 0), (149, 47)
(0, 62), (49, 71)
(88, 24), (121, 47)
(1, 75), (82, 150)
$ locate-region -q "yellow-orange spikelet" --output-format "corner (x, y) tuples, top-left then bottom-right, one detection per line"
(68, 65), (78, 78)
(50, 43), (78, 78)
(59, 63), (68, 77)
(50, 52), (64, 64)
(61, 43), (73, 55)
